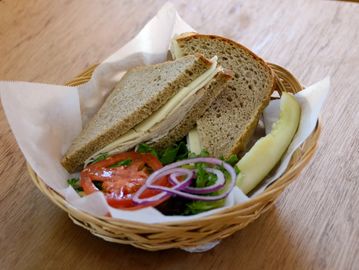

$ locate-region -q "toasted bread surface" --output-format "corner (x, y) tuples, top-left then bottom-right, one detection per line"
(151, 69), (233, 150)
(172, 33), (275, 158)
(62, 54), (212, 172)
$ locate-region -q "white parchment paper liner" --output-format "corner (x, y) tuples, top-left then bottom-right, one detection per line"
(0, 3), (329, 227)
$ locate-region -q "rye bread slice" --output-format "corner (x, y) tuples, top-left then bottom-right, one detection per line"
(87, 68), (233, 159)
(172, 33), (275, 158)
(151, 69), (233, 150)
(62, 54), (212, 172)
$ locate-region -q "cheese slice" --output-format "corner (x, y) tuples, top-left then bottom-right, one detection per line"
(85, 57), (219, 165)
(171, 39), (184, 59)
(187, 127), (202, 155)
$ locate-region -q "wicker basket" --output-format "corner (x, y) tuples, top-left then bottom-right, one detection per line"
(27, 63), (320, 251)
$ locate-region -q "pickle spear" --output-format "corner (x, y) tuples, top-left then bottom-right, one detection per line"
(236, 92), (301, 194)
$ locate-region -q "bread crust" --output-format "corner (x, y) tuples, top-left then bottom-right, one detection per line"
(175, 33), (276, 157)
(62, 54), (215, 172)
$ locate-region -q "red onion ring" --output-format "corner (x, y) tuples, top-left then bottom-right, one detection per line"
(132, 168), (194, 202)
(132, 158), (236, 205)
(168, 167), (225, 194)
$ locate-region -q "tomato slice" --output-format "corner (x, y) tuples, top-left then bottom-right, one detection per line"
(80, 152), (170, 209)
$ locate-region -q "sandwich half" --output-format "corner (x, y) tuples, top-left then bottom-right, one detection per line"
(61, 54), (232, 172)
(171, 33), (275, 158)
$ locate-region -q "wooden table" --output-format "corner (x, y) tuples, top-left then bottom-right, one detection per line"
(1, 0), (358, 269)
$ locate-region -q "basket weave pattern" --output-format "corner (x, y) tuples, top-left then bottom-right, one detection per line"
(27, 63), (320, 251)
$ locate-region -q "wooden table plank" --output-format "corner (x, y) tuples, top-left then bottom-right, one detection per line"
(1, 0), (358, 269)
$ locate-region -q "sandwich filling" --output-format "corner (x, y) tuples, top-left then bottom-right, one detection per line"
(85, 57), (220, 166)
(186, 128), (202, 155)
(171, 39), (184, 59)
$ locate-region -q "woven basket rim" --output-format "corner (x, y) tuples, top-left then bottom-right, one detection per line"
(27, 63), (320, 228)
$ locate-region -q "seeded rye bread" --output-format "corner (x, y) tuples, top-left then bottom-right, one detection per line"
(151, 69), (233, 150)
(172, 33), (275, 158)
(62, 55), (213, 172)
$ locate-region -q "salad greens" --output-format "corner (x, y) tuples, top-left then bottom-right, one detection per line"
(88, 152), (108, 165)
(159, 141), (188, 165)
(136, 143), (159, 158)
(136, 142), (188, 165)
(188, 149), (210, 158)
(193, 162), (217, 188)
(67, 178), (83, 192)
(136, 144), (236, 215)
(184, 199), (225, 215)
(222, 154), (239, 166)
(70, 141), (237, 216)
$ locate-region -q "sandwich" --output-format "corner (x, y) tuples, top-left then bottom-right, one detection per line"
(171, 33), (275, 158)
(61, 54), (233, 173)
(62, 33), (301, 215)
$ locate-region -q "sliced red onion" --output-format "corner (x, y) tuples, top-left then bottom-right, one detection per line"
(132, 167), (193, 203)
(168, 167), (225, 194)
(132, 158), (237, 205)
(169, 173), (192, 189)
(166, 168), (194, 191)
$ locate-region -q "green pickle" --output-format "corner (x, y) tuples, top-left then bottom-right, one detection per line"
(236, 93), (301, 194)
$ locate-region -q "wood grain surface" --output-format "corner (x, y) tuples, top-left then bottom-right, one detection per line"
(1, 0), (359, 269)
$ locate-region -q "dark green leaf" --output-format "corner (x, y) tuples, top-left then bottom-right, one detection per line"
(188, 149), (210, 159)
(235, 165), (241, 175)
(188, 152), (198, 158)
(160, 146), (179, 165)
(194, 162), (217, 188)
(175, 141), (189, 160)
(67, 178), (79, 186)
(108, 159), (132, 168)
(184, 200), (225, 215)
(159, 141), (189, 165)
(67, 178), (83, 192)
(89, 152), (108, 165)
(224, 154), (239, 166)
(199, 149), (210, 157)
(194, 163), (207, 188)
(136, 143), (158, 158)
